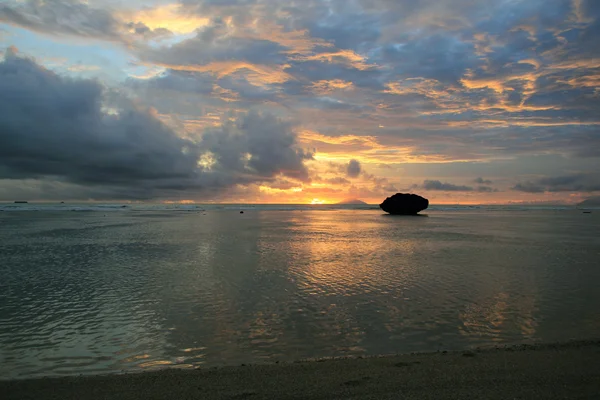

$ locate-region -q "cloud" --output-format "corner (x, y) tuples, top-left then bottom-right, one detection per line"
(422, 180), (474, 191)
(0, 50), (199, 192)
(511, 182), (546, 193)
(124, 22), (172, 41)
(0, 50), (312, 200)
(124, 0), (600, 169)
(261, 179), (297, 190)
(476, 186), (497, 193)
(0, 0), (173, 44)
(578, 195), (600, 206)
(323, 177), (351, 185)
(380, 34), (477, 84)
(128, 69), (215, 95)
(346, 159), (362, 177)
(512, 174), (600, 193)
(123, 4), (209, 36)
(417, 179), (497, 193)
(200, 112), (313, 182)
(1, 0), (120, 40)
(3, 0), (600, 202)
(474, 177), (492, 184)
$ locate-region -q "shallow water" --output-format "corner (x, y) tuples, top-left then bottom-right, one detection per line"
(1, 209), (599, 379)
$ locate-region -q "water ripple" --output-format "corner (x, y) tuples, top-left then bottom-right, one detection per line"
(1, 210), (599, 378)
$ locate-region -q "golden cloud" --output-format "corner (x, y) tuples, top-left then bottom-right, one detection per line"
(125, 4), (210, 35)
(293, 50), (377, 71)
(311, 79), (354, 94)
(152, 61), (294, 86)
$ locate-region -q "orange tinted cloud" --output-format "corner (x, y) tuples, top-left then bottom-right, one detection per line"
(311, 79), (354, 94)
(123, 4), (210, 35)
(293, 50), (376, 70)
(152, 61), (293, 86)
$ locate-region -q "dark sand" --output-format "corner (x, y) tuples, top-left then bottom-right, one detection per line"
(3, 341), (599, 400)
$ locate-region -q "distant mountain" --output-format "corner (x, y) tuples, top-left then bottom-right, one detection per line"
(337, 199), (368, 205)
(578, 197), (600, 207)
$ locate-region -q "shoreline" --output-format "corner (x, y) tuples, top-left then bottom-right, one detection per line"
(3, 340), (600, 399)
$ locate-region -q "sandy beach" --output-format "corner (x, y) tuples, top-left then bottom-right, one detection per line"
(3, 341), (599, 400)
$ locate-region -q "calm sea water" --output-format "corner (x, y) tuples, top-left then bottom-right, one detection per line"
(1, 206), (599, 379)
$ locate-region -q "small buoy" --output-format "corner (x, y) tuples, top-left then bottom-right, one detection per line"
(240, 211), (244, 214)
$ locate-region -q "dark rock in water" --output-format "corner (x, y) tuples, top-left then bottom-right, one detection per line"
(240, 211), (244, 214)
(380, 193), (429, 215)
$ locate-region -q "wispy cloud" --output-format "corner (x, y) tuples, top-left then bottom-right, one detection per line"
(512, 174), (600, 193)
(422, 180), (474, 192)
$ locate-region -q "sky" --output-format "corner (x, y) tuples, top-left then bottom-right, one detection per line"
(1, 0), (599, 204)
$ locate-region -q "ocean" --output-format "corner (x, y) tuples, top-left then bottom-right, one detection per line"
(1, 204), (599, 379)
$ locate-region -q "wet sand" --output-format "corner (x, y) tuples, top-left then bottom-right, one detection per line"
(3, 341), (599, 400)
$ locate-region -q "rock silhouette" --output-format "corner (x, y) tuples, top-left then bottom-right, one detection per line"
(380, 193), (429, 215)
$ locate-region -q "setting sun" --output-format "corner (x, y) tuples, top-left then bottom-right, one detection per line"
(310, 198), (326, 204)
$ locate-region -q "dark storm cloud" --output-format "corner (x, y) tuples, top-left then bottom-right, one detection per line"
(200, 112), (313, 182)
(0, 50), (312, 199)
(0, 49), (200, 185)
(346, 159), (362, 178)
(512, 174), (600, 193)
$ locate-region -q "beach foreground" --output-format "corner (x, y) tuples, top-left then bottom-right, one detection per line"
(3, 341), (599, 400)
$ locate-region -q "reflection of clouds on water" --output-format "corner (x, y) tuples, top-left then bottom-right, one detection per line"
(0, 214), (176, 377)
(459, 292), (535, 343)
(1, 210), (600, 377)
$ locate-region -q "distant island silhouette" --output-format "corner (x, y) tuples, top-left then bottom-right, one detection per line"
(578, 197), (600, 207)
(336, 199), (368, 205)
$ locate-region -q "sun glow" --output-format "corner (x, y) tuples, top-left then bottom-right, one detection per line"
(310, 198), (326, 204)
